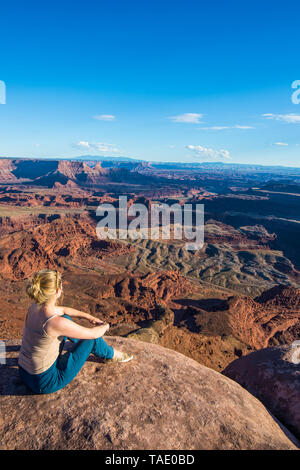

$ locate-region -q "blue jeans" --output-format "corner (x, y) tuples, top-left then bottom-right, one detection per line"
(18, 314), (114, 394)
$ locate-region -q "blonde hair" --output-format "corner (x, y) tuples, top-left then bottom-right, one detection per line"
(26, 269), (62, 304)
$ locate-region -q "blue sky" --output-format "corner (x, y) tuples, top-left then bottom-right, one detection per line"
(0, 0), (300, 166)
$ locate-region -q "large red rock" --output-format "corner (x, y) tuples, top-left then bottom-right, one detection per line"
(0, 215), (134, 280)
(0, 159), (19, 182)
(223, 344), (300, 440)
(225, 288), (300, 349)
(0, 338), (298, 450)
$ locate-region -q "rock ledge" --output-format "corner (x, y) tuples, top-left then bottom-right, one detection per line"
(0, 337), (298, 450)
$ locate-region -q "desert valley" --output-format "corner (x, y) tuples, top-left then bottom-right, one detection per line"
(0, 157), (299, 371)
(0, 156), (300, 449)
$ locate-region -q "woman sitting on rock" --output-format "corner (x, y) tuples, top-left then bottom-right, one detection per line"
(18, 269), (133, 394)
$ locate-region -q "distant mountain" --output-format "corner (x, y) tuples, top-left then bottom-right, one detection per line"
(149, 161), (300, 175)
(72, 155), (143, 163)
(33, 161), (110, 187)
(1, 157), (300, 189)
(0, 158), (157, 188)
(1, 155), (300, 175)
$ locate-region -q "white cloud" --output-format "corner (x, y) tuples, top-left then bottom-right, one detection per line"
(274, 142), (289, 146)
(200, 126), (230, 130)
(93, 114), (116, 121)
(168, 113), (203, 124)
(76, 141), (120, 154)
(77, 141), (90, 148)
(262, 113), (300, 124)
(186, 145), (231, 160)
(199, 125), (254, 130)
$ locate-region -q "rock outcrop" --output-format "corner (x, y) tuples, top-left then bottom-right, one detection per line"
(34, 161), (109, 187)
(141, 271), (191, 302)
(0, 159), (154, 188)
(0, 215), (134, 280)
(225, 288), (300, 349)
(223, 344), (300, 440)
(0, 338), (298, 450)
(126, 304), (174, 344)
(0, 159), (19, 183)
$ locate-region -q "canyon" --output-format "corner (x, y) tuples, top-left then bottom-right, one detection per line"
(0, 158), (299, 371)
(0, 157), (299, 448)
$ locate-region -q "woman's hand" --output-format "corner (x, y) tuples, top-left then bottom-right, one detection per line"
(93, 322), (110, 337)
(87, 315), (105, 325)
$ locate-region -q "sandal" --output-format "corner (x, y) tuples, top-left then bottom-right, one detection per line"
(106, 352), (133, 363)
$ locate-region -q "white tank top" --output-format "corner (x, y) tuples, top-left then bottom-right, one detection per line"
(18, 315), (63, 375)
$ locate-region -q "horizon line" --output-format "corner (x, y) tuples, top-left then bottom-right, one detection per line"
(0, 154), (300, 170)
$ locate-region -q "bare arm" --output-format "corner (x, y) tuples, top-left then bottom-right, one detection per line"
(46, 316), (110, 340)
(56, 306), (104, 325)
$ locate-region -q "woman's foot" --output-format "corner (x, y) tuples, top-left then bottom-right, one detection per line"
(106, 349), (133, 363)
